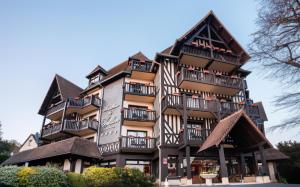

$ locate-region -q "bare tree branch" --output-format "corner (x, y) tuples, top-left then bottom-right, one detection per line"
(249, 0), (300, 132)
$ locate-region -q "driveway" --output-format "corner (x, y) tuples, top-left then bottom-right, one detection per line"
(170, 184), (300, 187)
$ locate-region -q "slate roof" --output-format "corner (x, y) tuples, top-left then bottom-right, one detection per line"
(2, 137), (101, 165)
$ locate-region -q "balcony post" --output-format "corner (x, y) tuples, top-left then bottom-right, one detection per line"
(240, 153), (246, 177)
(259, 144), (269, 176)
(219, 144), (229, 184)
(61, 99), (69, 131)
(40, 115), (46, 138)
(182, 94), (188, 145)
(186, 145), (192, 182)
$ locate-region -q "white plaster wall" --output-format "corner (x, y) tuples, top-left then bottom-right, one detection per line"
(63, 159), (71, 171)
(75, 159), (82, 173)
(19, 135), (38, 152)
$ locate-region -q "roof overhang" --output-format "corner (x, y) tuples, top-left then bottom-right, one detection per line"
(198, 110), (272, 153)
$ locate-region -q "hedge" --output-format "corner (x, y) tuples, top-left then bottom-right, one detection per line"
(83, 167), (154, 187)
(66, 172), (87, 187)
(0, 166), (154, 187)
(0, 166), (20, 187)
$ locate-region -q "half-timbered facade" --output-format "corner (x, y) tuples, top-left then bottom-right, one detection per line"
(3, 11), (288, 185)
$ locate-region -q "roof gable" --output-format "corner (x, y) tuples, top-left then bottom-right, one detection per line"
(38, 75), (83, 115)
(170, 11), (250, 64)
(129, 51), (151, 62)
(86, 65), (107, 79)
(199, 110), (272, 152)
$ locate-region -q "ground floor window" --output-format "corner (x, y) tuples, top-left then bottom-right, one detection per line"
(100, 160), (116, 168)
(125, 160), (151, 175)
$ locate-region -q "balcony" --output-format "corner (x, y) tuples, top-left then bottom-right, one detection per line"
(161, 95), (218, 118)
(122, 108), (156, 127)
(179, 45), (240, 72)
(179, 128), (211, 146)
(63, 120), (99, 136)
(162, 94), (261, 120)
(41, 120), (99, 140)
(41, 122), (64, 140)
(177, 68), (244, 95)
(46, 95), (101, 120)
(119, 136), (156, 153)
(124, 83), (156, 103)
(129, 60), (155, 81)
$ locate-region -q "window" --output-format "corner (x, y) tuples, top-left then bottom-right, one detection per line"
(89, 75), (99, 85)
(125, 160), (151, 175)
(127, 130), (147, 137)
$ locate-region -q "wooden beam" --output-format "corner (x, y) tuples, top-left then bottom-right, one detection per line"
(259, 144), (269, 176)
(218, 144), (228, 178)
(186, 145), (192, 179)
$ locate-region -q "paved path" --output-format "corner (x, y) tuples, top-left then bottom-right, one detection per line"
(170, 184), (300, 187)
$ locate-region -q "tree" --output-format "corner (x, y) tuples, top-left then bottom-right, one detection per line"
(277, 141), (300, 183)
(249, 0), (300, 131)
(0, 122), (20, 164)
(0, 121), (3, 140)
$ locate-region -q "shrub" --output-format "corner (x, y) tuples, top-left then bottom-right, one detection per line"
(67, 172), (87, 187)
(83, 166), (154, 187)
(17, 167), (37, 186)
(115, 167), (154, 187)
(83, 166), (118, 187)
(26, 167), (68, 187)
(0, 166), (20, 187)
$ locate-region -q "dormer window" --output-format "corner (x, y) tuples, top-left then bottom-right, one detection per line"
(89, 75), (100, 85)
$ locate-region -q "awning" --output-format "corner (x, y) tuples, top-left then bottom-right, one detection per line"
(2, 137), (101, 165)
(198, 109), (273, 152)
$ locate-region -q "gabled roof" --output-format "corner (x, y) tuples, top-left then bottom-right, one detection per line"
(129, 51), (151, 62)
(86, 65), (107, 79)
(198, 110), (272, 152)
(2, 137), (101, 165)
(18, 133), (39, 152)
(38, 74), (83, 115)
(170, 11), (250, 64)
(160, 46), (173, 55)
(82, 52), (151, 89)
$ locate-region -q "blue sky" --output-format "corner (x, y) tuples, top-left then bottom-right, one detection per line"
(0, 0), (299, 145)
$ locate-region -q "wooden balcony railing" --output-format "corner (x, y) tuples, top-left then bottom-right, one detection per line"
(46, 95), (101, 117)
(120, 136), (156, 150)
(179, 128), (211, 145)
(129, 60), (152, 72)
(64, 120), (99, 131)
(42, 122), (62, 137)
(178, 68), (244, 90)
(162, 95), (219, 113)
(124, 83), (156, 96)
(123, 108), (156, 121)
(42, 120), (98, 138)
(46, 102), (65, 116)
(181, 45), (239, 65)
(162, 94), (261, 120)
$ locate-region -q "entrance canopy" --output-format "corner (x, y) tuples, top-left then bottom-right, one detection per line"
(198, 110), (272, 152)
